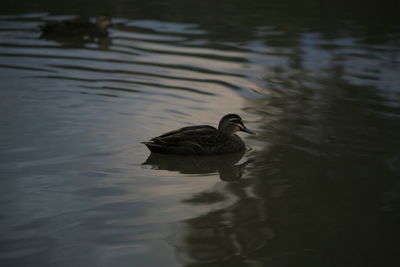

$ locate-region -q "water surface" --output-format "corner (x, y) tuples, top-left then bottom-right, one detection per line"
(1, 1), (400, 267)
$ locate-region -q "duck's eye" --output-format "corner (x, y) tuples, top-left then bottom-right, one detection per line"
(230, 119), (244, 128)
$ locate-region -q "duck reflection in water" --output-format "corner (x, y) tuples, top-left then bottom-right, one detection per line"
(143, 151), (253, 181)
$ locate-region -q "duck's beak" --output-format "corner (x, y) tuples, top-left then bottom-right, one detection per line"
(241, 127), (255, 135)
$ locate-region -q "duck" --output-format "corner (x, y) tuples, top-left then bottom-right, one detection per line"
(142, 114), (254, 155)
(40, 16), (112, 38)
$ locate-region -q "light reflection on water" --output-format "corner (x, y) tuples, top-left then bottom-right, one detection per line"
(0, 5), (400, 267)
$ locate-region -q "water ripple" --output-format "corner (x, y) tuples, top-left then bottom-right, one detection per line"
(0, 14), (259, 104)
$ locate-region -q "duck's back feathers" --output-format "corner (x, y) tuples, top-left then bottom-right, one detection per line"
(156, 125), (216, 140)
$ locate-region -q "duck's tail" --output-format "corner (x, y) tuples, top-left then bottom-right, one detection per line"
(142, 142), (169, 154)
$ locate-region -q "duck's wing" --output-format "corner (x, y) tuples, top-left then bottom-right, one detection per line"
(156, 125), (215, 138)
(143, 125), (219, 154)
(152, 125), (216, 143)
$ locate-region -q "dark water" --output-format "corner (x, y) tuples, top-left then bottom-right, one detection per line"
(1, 1), (400, 266)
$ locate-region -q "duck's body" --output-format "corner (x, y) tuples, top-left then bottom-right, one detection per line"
(143, 114), (254, 155)
(40, 16), (112, 38)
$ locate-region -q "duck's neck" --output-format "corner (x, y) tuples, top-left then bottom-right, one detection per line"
(218, 127), (236, 137)
(95, 22), (109, 36)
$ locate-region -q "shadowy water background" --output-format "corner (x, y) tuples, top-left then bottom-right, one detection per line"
(1, 1), (400, 266)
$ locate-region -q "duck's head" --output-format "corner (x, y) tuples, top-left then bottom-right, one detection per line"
(95, 16), (113, 31)
(218, 114), (255, 136)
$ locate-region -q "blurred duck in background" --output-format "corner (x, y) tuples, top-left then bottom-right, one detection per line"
(40, 15), (112, 38)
